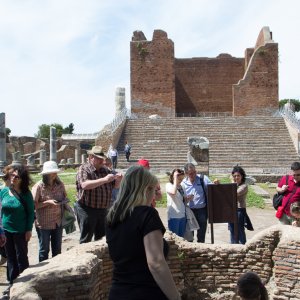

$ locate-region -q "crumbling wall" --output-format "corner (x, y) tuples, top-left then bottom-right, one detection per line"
(233, 27), (278, 116)
(11, 225), (300, 300)
(130, 26), (278, 118)
(130, 30), (176, 117)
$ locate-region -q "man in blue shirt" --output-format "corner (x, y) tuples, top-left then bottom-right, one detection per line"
(181, 163), (211, 243)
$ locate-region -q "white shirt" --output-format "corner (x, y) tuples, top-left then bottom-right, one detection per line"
(109, 149), (118, 157)
(166, 182), (186, 219)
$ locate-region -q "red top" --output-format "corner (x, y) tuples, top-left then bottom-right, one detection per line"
(278, 175), (300, 216)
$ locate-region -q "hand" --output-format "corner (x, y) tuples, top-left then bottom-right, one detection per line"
(213, 178), (220, 184)
(186, 194), (194, 201)
(292, 220), (298, 227)
(44, 199), (60, 206)
(0, 234), (6, 247)
(106, 174), (116, 183)
(281, 185), (288, 192)
(25, 231), (32, 242)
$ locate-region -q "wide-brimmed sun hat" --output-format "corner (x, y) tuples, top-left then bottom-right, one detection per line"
(87, 146), (107, 159)
(40, 161), (61, 175)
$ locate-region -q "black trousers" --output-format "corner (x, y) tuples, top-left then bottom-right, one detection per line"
(74, 202), (107, 244)
(4, 230), (29, 284)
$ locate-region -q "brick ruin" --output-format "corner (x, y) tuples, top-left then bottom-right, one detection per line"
(9, 225), (300, 299)
(130, 26), (278, 117)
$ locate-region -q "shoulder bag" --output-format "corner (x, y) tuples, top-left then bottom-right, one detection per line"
(273, 175), (289, 210)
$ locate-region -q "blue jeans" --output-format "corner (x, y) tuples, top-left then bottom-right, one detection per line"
(74, 201), (107, 244)
(191, 207), (208, 243)
(36, 226), (63, 262)
(168, 217), (186, 237)
(228, 208), (247, 244)
(4, 230), (29, 284)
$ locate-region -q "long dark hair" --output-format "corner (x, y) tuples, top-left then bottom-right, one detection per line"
(42, 174), (62, 186)
(237, 272), (268, 300)
(231, 165), (246, 184)
(11, 164), (32, 194)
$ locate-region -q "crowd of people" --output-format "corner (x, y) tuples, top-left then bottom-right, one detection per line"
(2, 152), (300, 299)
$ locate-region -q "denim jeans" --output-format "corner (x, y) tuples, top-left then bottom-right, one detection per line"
(228, 208), (247, 244)
(36, 225), (63, 262)
(191, 207), (208, 243)
(74, 201), (107, 244)
(4, 230), (29, 284)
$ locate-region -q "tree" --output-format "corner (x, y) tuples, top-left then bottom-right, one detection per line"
(35, 123), (64, 139)
(279, 99), (300, 112)
(63, 123), (75, 134)
(5, 128), (11, 143)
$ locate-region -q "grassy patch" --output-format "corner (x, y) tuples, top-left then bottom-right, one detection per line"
(247, 186), (265, 208)
(29, 171), (266, 209)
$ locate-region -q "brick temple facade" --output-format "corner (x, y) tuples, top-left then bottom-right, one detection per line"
(130, 26), (278, 117)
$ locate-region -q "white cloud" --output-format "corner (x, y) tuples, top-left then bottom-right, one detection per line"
(0, 0), (299, 136)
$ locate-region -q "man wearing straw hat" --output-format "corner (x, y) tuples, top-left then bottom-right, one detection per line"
(75, 146), (122, 243)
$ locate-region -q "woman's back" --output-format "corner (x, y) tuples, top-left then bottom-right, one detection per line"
(106, 206), (168, 300)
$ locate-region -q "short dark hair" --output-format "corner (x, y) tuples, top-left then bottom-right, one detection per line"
(183, 163), (196, 174)
(168, 169), (184, 184)
(231, 166), (246, 184)
(291, 162), (300, 171)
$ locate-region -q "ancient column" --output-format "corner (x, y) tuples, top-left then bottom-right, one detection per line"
(0, 113), (6, 168)
(40, 150), (46, 166)
(75, 147), (80, 164)
(115, 87), (126, 116)
(81, 154), (87, 164)
(12, 151), (22, 165)
(67, 158), (74, 165)
(50, 127), (57, 162)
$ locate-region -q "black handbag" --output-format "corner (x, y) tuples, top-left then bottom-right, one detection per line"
(273, 175), (289, 210)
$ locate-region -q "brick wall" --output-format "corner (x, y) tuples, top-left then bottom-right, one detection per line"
(233, 42), (278, 116)
(11, 225), (300, 299)
(175, 55), (244, 114)
(130, 27), (278, 118)
(130, 30), (175, 117)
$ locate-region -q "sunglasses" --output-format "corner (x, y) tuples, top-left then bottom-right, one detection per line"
(11, 174), (20, 179)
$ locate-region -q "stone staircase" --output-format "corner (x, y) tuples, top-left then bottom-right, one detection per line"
(116, 116), (299, 174)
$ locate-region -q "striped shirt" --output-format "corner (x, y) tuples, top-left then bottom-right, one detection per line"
(76, 162), (114, 209)
(32, 180), (67, 230)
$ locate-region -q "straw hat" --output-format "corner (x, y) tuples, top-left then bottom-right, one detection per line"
(87, 146), (107, 159)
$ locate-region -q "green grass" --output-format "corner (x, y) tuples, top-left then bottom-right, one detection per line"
(29, 171), (266, 209)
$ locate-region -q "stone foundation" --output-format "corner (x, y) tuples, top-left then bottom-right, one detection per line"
(10, 225), (300, 299)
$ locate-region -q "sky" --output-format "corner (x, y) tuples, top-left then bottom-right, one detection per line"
(0, 0), (299, 136)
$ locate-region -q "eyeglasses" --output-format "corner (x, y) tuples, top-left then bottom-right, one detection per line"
(11, 174), (20, 179)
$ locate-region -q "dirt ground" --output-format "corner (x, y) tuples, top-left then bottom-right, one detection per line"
(0, 206), (278, 296)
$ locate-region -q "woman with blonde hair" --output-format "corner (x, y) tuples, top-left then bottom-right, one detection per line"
(106, 166), (181, 300)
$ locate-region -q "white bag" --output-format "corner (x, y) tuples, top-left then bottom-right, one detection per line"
(185, 206), (199, 231)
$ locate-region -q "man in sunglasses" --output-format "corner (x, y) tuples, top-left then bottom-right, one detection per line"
(276, 161), (300, 224)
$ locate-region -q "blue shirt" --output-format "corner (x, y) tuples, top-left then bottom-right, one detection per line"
(181, 174), (211, 209)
